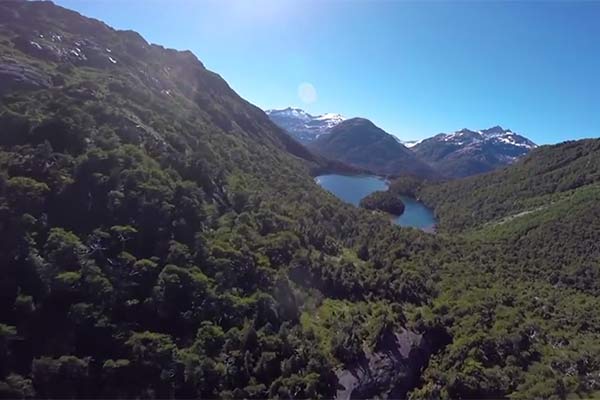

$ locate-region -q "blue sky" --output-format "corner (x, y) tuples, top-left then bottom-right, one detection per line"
(55, 0), (600, 144)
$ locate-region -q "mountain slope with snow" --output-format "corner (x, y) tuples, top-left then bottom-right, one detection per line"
(309, 118), (438, 177)
(412, 126), (537, 178)
(266, 107), (344, 143)
(267, 106), (537, 178)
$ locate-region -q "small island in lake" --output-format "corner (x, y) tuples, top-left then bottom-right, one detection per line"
(359, 190), (406, 215)
(315, 174), (437, 230)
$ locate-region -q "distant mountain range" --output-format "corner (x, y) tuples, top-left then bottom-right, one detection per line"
(267, 107), (537, 178)
(265, 107), (344, 143)
(308, 118), (437, 177)
(412, 126), (537, 178)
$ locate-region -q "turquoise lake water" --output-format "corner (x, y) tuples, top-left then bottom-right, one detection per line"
(315, 174), (437, 231)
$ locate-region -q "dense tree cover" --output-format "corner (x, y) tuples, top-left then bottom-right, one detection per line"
(359, 190), (405, 215)
(1, 2), (600, 400)
(418, 139), (600, 233)
(0, 2), (445, 398)
(387, 175), (432, 198)
(414, 140), (600, 293)
(406, 139), (600, 399)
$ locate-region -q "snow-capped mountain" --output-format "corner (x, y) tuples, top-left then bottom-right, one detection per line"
(426, 126), (536, 151)
(266, 107), (344, 143)
(267, 106), (536, 178)
(412, 126), (537, 178)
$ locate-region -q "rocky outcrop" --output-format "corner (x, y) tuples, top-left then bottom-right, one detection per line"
(336, 328), (432, 400)
(12, 33), (120, 68)
(0, 61), (52, 95)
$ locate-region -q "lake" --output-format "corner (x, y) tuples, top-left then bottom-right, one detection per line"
(315, 174), (437, 231)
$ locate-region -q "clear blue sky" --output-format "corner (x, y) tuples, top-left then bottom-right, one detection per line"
(55, 0), (600, 144)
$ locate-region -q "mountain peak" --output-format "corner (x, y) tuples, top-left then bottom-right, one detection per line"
(283, 106), (307, 113)
(266, 107), (345, 143)
(412, 126), (537, 177)
(309, 117), (437, 177)
(316, 112), (344, 121)
(481, 125), (509, 136)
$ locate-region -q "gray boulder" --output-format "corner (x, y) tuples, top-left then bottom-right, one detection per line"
(336, 328), (432, 400)
(0, 61), (51, 95)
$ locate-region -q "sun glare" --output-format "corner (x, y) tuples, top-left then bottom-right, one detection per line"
(298, 82), (318, 104)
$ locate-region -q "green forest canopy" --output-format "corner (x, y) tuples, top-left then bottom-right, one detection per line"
(1, 2), (600, 399)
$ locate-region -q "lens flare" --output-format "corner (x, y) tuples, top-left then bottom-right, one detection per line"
(298, 82), (317, 104)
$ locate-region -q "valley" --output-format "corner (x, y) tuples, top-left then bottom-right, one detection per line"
(315, 174), (437, 231)
(268, 107), (538, 179)
(0, 1), (599, 400)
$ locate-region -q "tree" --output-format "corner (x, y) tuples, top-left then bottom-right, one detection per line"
(0, 325), (16, 379)
(0, 374), (35, 398)
(31, 356), (90, 398)
(43, 228), (85, 272)
(5, 177), (49, 215)
(125, 331), (179, 396)
(153, 265), (212, 333)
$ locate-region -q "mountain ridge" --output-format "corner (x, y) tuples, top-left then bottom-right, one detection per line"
(267, 107), (537, 178)
(265, 107), (344, 143)
(413, 126), (537, 177)
(308, 117), (438, 177)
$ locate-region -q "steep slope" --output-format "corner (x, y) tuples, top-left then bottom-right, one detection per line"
(407, 139), (600, 399)
(266, 107), (344, 143)
(3, 3), (600, 400)
(413, 126), (537, 177)
(309, 118), (437, 177)
(0, 2), (325, 166)
(0, 2), (445, 399)
(417, 137), (600, 301)
(419, 138), (600, 234)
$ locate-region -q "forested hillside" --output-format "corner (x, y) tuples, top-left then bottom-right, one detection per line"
(418, 138), (600, 291)
(1, 2), (600, 400)
(0, 2), (446, 398)
(419, 139), (600, 234)
(406, 139), (600, 399)
(378, 139), (600, 399)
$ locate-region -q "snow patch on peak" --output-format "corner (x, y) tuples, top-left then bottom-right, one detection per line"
(266, 107), (313, 122)
(316, 113), (344, 122)
(266, 107), (346, 143)
(428, 126), (537, 153)
(494, 133), (536, 149)
(401, 139), (424, 148)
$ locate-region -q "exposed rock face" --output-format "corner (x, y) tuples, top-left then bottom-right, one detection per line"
(0, 61), (52, 94)
(336, 328), (432, 400)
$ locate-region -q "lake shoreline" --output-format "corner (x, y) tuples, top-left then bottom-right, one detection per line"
(315, 174), (438, 232)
